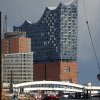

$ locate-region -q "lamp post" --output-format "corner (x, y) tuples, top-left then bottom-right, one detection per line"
(88, 83), (92, 99)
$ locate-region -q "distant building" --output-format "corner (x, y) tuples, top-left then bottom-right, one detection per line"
(2, 52), (33, 84)
(13, 0), (78, 83)
(1, 32), (31, 54)
(4, 32), (26, 39)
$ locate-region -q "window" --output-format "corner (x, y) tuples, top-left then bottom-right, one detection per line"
(64, 66), (70, 72)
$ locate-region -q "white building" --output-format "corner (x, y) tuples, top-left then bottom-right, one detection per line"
(2, 52), (33, 84)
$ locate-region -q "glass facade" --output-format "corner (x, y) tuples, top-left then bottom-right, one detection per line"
(13, 1), (78, 63)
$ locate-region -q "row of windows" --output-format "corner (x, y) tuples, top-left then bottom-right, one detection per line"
(22, 84), (78, 90)
(4, 73), (33, 76)
(3, 55), (33, 59)
(3, 67), (33, 70)
(3, 80), (33, 84)
(4, 69), (33, 72)
(3, 63), (33, 66)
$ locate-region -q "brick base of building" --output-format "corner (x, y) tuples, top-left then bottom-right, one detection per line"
(33, 61), (77, 83)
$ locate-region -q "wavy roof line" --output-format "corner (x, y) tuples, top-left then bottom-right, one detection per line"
(14, 0), (76, 27)
(64, 0), (75, 6)
(26, 20), (32, 24)
(47, 0), (75, 11)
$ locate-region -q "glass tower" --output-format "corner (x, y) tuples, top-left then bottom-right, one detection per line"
(13, 1), (78, 63)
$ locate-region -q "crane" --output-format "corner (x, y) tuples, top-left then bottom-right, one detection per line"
(82, 0), (100, 81)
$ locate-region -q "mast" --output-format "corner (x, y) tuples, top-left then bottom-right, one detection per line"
(3, 15), (7, 37)
(0, 11), (2, 99)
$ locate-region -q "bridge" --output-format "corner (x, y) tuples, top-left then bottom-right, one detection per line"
(13, 81), (100, 95)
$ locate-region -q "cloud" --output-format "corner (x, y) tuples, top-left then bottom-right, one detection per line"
(77, 0), (100, 85)
(0, 0), (100, 85)
(78, 0), (100, 59)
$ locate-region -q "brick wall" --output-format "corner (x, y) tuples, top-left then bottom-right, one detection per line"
(33, 61), (77, 83)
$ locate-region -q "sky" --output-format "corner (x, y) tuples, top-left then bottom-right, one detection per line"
(0, 0), (100, 85)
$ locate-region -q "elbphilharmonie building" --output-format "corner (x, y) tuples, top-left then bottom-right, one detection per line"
(13, 0), (78, 83)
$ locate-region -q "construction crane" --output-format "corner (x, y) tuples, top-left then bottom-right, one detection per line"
(83, 0), (100, 81)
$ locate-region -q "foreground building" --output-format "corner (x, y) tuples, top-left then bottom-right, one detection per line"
(2, 32), (33, 83)
(2, 32), (31, 54)
(13, 0), (78, 83)
(2, 52), (33, 84)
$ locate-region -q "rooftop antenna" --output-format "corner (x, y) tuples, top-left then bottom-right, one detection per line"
(3, 15), (7, 37)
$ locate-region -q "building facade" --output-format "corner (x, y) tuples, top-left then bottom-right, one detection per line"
(1, 33), (31, 54)
(13, 0), (78, 83)
(2, 52), (33, 84)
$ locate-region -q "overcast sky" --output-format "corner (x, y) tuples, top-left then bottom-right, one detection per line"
(0, 0), (100, 85)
